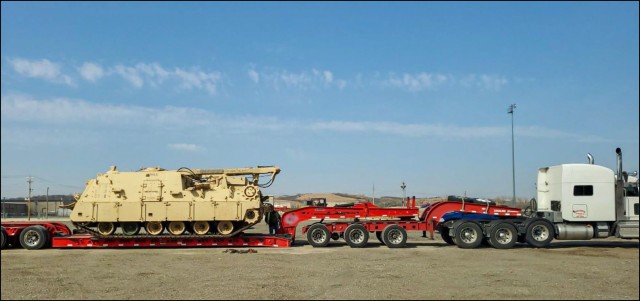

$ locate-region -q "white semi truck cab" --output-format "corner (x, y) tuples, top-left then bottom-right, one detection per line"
(535, 147), (639, 240)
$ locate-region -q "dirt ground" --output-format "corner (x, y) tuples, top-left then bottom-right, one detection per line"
(1, 219), (638, 300)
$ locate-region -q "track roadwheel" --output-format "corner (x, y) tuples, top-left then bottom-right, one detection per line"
(121, 223), (141, 236)
(525, 220), (555, 248)
(168, 221), (187, 235)
(440, 229), (455, 245)
(454, 222), (483, 249)
(344, 224), (369, 248)
(489, 223), (518, 249)
(217, 221), (234, 235)
(1, 227), (8, 249)
(19, 226), (50, 250)
(97, 222), (116, 236)
(307, 224), (330, 247)
(382, 225), (407, 248)
(145, 221), (164, 235)
(192, 221), (211, 235)
(244, 209), (260, 224)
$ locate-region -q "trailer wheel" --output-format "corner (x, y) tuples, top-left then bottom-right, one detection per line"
(344, 224), (369, 248)
(454, 222), (483, 249)
(19, 226), (50, 250)
(375, 231), (384, 244)
(525, 220), (554, 248)
(307, 224), (330, 247)
(488, 223), (517, 249)
(1, 227), (8, 249)
(440, 230), (455, 245)
(382, 225), (407, 248)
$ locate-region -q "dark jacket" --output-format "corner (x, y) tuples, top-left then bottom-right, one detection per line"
(265, 211), (281, 226)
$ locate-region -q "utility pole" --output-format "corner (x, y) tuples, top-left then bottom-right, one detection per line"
(27, 176), (33, 221)
(372, 184), (375, 205)
(46, 187), (49, 219)
(508, 104), (517, 206)
(401, 182), (406, 206)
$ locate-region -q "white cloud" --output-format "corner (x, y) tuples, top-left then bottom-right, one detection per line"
(9, 58), (75, 86)
(168, 143), (205, 151)
(78, 62), (104, 82)
(323, 70), (333, 83)
(109, 63), (221, 94)
(248, 69), (260, 83)
(2, 94), (597, 141)
(385, 72), (449, 92)
(113, 64), (144, 88)
(459, 74), (509, 91)
(251, 68), (346, 90)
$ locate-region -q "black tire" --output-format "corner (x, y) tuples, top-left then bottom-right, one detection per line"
(440, 229), (455, 245)
(489, 222), (518, 249)
(454, 221), (483, 249)
(375, 231), (384, 244)
(382, 225), (407, 248)
(121, 222), (141, 236)
(306, 224), (331, 247)
(525, 219), (555, 248)
(19, 226), (50, 250)
(1, 227), (8, 249)
(344, 224), (369, 248)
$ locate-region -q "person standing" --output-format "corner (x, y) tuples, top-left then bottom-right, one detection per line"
(265, 205), (281, 235)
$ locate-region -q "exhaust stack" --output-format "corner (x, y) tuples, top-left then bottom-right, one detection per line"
(616, 148), (623, 182)
(587, 153), (594, 164)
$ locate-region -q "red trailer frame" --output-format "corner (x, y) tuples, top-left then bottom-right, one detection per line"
(278, 197), (522, 247)
(1, 221), (291, 249)
(1, 198), (522, 250)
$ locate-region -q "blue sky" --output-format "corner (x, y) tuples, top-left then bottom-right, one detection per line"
(1, 2), (638, 200)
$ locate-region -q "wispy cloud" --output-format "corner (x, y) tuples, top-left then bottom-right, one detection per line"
(167, 143), (205, 151)
(384, 72), (449, 92)
(110, 62), (222, 94)
(459, 74), (509, 91)
(1, 94), (603, 142)
(78, 62), (104, 82)
(248, 68), (347, 90)
(8, 58), (75, 86)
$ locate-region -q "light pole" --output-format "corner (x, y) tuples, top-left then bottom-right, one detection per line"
(401, 182), (406, 206)
(508, 104), (517, 206)
(46, 187), (49, 219)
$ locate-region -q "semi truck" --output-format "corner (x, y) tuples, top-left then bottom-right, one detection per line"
(438, 147), (639, 249)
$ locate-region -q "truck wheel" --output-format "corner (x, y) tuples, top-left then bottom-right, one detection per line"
(1, 227), (8, 249)
(382, 225), (407, 248)
(307, 224), (331, 247)
(489, 223), (517, 249)
(375, 231), (384, 244)
(19, 226), (50, 250)
(454, 222), (483, 249)
(525, 220), (555, 248)
(440, 230), (455, 245)
(344, 224), (369, 248)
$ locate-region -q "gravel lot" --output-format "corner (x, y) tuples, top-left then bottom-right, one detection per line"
(1, 219), (638, 300)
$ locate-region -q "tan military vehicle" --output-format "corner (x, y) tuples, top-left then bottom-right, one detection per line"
(68, 165), (280, 236)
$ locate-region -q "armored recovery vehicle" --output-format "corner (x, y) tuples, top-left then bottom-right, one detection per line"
(67, 165), (280, 237)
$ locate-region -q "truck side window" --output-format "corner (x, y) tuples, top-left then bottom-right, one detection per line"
(635, 203), (639, 215)
(573, 185), (593, 196)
